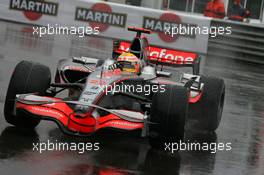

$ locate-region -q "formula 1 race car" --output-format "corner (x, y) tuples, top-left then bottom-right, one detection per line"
(4, 27), (225, 148)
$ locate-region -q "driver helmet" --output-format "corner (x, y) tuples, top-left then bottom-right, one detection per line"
(117, 52), (141, 74)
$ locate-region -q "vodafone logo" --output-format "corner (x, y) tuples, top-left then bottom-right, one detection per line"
(9, 0), (58, 21)
(148, 47), (196, 64)
(75, 3), (127, 32)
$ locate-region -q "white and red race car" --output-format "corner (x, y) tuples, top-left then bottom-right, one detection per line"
(4, 27), (225, 149)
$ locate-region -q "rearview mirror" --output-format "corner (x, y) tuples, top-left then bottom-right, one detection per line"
(72, 56), (98, 64)
(156, 70), (171, 77)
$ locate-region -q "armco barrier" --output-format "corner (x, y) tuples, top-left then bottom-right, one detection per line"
(0, 0), (211, 54)
(208, 19), (264, 64)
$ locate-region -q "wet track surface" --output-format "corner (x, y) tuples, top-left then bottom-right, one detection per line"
(0, 21), (263, 175)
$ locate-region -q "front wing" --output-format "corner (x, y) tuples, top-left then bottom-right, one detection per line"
(15, 94), (144, 136)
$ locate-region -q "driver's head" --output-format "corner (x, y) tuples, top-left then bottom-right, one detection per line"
(117, 52), (141, 74)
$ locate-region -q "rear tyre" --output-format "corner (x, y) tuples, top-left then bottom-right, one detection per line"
(149, 85), (188, 149)
(188, 76), (225, 132)
(4, 61), (51, 128)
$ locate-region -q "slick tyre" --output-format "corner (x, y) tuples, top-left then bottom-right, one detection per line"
(149, 85), (188, 149)
(188, 76), (225, 132)
(4, 61), (51, 128)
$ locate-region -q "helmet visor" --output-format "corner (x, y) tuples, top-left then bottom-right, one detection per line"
(119, 61), (137, 73)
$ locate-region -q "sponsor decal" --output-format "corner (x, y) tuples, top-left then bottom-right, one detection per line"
(75, 3), (127, 32)
(148, 47), (196, 64)
(89, 79), (108, 86)
(109, 121), (141, 127)
(83, 91), (97, 96)
(117, 41), (197, 64)
(9, 0), (58, 21)
(91, 86), (100, 90)
(30, 106), (64, 118)
(143, 13), (196, 42)
(95, 69), (122, 79)
(103, 120), (143, 129)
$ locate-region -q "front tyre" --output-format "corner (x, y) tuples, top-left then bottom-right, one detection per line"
(4, 61), (51, 128)
(149, 85), (188, 149)
(188, 76), (225, 132)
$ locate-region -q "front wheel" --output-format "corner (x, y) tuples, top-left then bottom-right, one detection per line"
(188, 76), (225, 132)
(149, 85), (189, 149)
(4, 61), (51, 128)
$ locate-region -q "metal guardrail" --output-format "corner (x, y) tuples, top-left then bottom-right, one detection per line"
(208, 19), (264, 64)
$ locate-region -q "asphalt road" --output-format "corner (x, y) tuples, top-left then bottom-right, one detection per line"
(0, 20), (263, 175)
